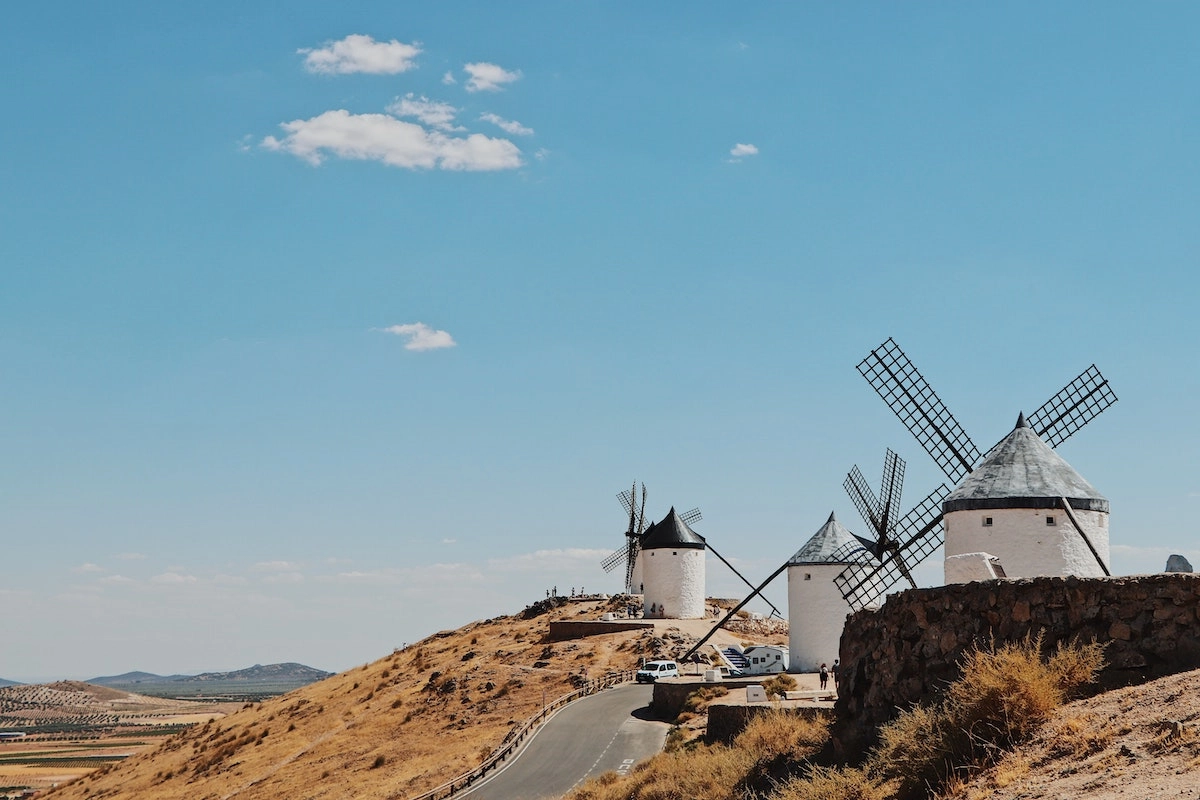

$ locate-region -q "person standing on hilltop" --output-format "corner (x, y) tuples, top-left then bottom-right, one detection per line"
(819, 662), (829, 690)
(831, 659), (840, 689)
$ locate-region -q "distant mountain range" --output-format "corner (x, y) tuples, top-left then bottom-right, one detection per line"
(89, 662), (332, 687)
(0, 678), (20, 688)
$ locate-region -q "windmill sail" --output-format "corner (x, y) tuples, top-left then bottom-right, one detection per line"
(600, 482), (648, 593)
(844, 448), (905, 539)
(600, 543), (629, 573)
(834, 484), (950, 610)
(1026, 365), (1118, 449)
(858, 338), (980, 484)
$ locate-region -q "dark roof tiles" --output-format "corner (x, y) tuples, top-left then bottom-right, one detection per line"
(639, 507), (706, 550)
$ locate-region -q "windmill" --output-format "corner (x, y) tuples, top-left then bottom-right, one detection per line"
(829, 448), (947, 608)
(600, 483), (700, 595)
(833, 337), (1117, 608)
(599, 483), (783, 616)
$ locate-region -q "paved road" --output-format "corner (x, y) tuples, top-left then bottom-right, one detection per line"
(460, 683), (667, 800)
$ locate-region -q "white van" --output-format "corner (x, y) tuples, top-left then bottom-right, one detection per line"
(636, 660), (679, 683)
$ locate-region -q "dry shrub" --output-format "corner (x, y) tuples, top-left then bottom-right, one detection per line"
(773, 766), (894, 800)
(988, 751), (1031, 788)
(737, 710), (829, 763)
(1146, 720), (1196, 754)
(1046, 714), (1114, 759)
(569, 744), (755, 800)
(682, 685), (729, 713)
(869, 634), (1104, 800)
(762, 673), (799, 698)
(569, 711), (828, 800)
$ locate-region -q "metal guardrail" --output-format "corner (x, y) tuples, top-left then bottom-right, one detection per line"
(405, 670), (635, 800)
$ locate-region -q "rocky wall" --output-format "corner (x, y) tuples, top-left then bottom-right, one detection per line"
(547, 620), (654, 641)
(834, 574), (1200, 752)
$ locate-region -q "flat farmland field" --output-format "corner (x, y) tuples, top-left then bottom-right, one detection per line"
(0, 682), (237, 796)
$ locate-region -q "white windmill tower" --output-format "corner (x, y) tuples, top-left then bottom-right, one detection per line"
(941, 412), (1109, 581)
(639, 508), (707, 619)
(786, 512), (878, 673)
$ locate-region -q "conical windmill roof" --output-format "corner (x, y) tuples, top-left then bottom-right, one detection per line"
(943, 413), (1109, 513)
(640, 507), (706, 550)
(787, 512), (877, 566)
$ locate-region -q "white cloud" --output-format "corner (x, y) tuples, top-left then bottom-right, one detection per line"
(534, 148), (550, 161)
(254, 560), (302, 572)
(387, 94), (462, 131)
(489, 548), (612, 573)
(151, 572), (198, 585)
(327, 562), (483, 586)
(729, 143), (759, 160)
(381, 322), (457, 351)
(263, 572), (305, 585)
(463, 62), (522, 93)
(100, 574), (134, 585)
(442, 70), (457, 85)
(299, 34), (421, 75)
(479, 113), (533, 136)
(442, 538), (457, 544)
(72, 563), (103, 574)
(262, 110), (522, 171)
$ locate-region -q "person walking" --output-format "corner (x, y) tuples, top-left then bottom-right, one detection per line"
(831, 659), (840, 689)
(819, 662), (829, 690)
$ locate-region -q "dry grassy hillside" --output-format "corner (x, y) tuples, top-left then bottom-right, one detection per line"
(943, 667), (1200, 800)
(43, 595), (725, 800)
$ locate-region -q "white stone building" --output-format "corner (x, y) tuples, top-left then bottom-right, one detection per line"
(641, 507), (707, 619)
(740, 644), (789, 675)
(943, 413), (1110, 582)
(786, 512), (879, 673)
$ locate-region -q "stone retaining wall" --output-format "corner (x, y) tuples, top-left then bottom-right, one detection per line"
(834, 574), (1200, 752)
(650, 676), (774, 719)
(547, 620), (655, 641)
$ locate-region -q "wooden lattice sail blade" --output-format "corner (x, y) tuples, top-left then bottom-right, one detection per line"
(834, 484), (949, 609)
(878, 448), (905, 529)
(1027, 365), (1118, 449)
(844, 465), (883, 534)
(679, 508), (703, 526)
(858, 338), (981, 484)
(601, 543), (630, 573)
(624, 541), (640, 591)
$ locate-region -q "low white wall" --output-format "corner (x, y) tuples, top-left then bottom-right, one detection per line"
(944, 552), (1003, 583)
(643, 548), (705, 619)
(944, 507), (1109, 582)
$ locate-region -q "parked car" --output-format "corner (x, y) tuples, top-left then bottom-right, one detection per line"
(636, 660), (680, 683)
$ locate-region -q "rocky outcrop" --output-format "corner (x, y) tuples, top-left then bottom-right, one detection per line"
(834, 574), (1200, 752)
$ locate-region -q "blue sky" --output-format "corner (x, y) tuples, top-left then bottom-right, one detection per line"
(3, 3), (1198, 681)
